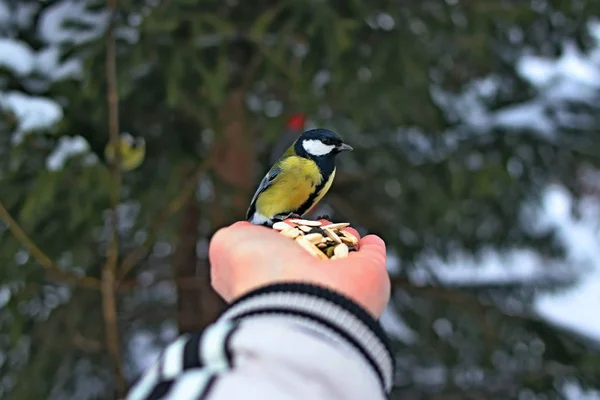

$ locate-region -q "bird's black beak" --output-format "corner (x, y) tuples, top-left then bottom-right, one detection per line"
(336, 143), (353, 152)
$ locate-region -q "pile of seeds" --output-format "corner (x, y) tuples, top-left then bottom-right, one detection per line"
(272, 219), (359, 260)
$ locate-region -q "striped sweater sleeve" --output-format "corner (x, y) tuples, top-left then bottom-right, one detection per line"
(125, 283), (395, 400)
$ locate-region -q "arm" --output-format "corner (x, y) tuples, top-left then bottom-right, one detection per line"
(126, 283), (393, 400)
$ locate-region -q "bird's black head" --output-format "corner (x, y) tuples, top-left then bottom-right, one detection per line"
(294, 128), (353, 160)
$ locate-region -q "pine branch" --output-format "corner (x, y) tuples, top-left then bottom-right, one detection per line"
(0, 200), (102, 289)
(117, 155), (214, 284)
(102, 1), (125, 395)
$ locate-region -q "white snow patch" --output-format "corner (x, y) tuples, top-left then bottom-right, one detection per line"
(563, 381), (600, 400)
(129, 331), (161, 375)
(380, 306), (418, 344)
(46, 136), (90, 171)
(38, 0), (110, 45)
(0, 91), (63, 143)
(516, 55), (557, 87)
(416, 183), (600, 342)
(419, 247), (566, 285)
(36, 46), (82, 81)
(0, 38), (35, 76)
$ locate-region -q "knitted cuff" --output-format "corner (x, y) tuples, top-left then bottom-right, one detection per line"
(218, 283), (395, 393)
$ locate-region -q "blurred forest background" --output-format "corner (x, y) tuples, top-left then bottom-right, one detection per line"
(1, 0), (600, 399)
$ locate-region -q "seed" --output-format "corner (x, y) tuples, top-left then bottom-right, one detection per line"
(324, 228), (342, 244)
(281, 228), (301, 239)
(339, 231), (359, 245)
(307, 227), (326, 235)
(296, 236), (328, 260)
(304, 233), (323, 244)
(317, 242), (328, 249)
(289, 219), (322, 226)
(273, 221), (292, 231)
(333, 243), (349, 258)
(298, 225), (313, 232)
(323, 222), (350, 230)
(340, 237), (355, 246)
(325, 246), (336, 258)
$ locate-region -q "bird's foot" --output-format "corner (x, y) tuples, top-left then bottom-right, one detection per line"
(315, 214), (330, 220)
(271, 212), (302, 224)
(284, 212), (302, 220)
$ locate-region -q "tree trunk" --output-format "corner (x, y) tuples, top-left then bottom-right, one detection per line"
(211, 89), (256, 226)
(174, 175), (225, 334)
(175, 88), (255, 334)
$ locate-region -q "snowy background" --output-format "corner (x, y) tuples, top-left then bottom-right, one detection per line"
(1, 1), (600, 398)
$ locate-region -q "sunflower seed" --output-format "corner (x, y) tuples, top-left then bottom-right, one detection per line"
(323, 222), (350, 230)
(339, 231), (359, 246)
(304, 233), (323, 244)
(296, 236), (328, 260)
(271, 219), (357, 260)
(289, 219), (322, 226)
(273, 221), (292, 231)
(324, 228), (342, 244)
(281, 227), (301, 239)
(334, 243), (349, 258)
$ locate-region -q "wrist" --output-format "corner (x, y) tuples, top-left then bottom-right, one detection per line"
(217, 282), (395, 394)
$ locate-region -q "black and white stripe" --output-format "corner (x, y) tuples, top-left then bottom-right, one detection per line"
(126, 322), (239, 400)
(127, 283), (395, 399)
(219, 283), (395, 393)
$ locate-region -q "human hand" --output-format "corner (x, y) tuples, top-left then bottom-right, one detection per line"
(208, 220), (390, 318)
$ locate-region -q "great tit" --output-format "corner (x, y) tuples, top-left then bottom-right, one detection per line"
(247, 128), (353, 226)
(104, 133), (146, 172)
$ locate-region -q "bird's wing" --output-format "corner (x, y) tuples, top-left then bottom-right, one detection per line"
(246, 165), (282, 219)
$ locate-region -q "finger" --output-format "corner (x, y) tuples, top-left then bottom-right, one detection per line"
(208, 222), (262, 261)
(208, 226), (230, 264)
(349, 234), (386, 266)
(229, 221), (253, 228)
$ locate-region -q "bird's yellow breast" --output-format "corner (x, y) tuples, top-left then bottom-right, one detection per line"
(104, 141), (145, 171)
(256, 156), (336, 218)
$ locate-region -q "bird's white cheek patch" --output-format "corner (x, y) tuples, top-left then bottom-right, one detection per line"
(302, 139), (335, 156)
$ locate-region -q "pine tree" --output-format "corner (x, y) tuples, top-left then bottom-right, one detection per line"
(0, 0), (599, 398)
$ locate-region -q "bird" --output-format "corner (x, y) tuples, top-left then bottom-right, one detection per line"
(246, 128), (353, 226)
(104, 133), (146, 172)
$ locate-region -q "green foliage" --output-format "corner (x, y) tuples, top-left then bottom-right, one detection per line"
(1, 0), (600, 398)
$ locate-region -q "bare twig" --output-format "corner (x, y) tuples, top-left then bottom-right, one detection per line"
(103, 1), (125, 395)
(117, 156), (214, 284)
(73, 332), (105, 352)
(0, 200), (102, 289)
